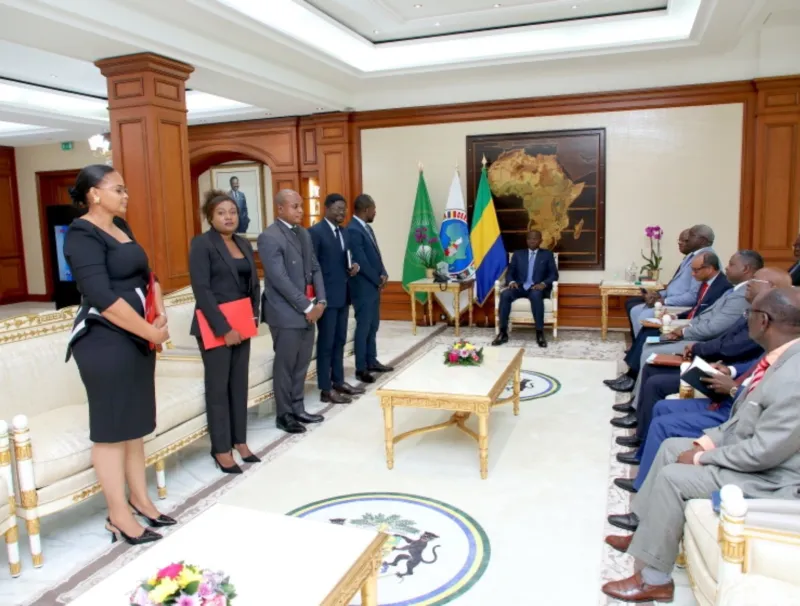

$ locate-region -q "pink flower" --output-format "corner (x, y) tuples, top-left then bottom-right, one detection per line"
(157, 563), (184, 580)
(130, 587), (153, 606)
(460, 349), (469, 358)
(176, 595), (200, 606)
(198, 583), (215, 598)
(203, 596), (227, 606)
(448, 352), (458, 363)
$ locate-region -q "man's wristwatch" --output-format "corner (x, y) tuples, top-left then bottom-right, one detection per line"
(318, 300), (327, 307)
(729, 386), (738, 398)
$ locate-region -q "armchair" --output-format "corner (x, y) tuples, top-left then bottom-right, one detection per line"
(493, 252), (559, 338)
(0, 420), (20, 577)
(684, 484), (800, 605)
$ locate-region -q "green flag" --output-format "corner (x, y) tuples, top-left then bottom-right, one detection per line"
(402, 170), (445, 303)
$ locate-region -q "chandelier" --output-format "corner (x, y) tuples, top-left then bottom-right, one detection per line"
(88, 133), (112, 165)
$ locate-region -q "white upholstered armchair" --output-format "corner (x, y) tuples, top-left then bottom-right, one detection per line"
(684, 484), (800, 606)
(0, 421), (20, 577)
(494, 252), (559, 338)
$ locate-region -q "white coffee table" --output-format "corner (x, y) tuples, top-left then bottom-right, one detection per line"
(376, 346), (524, 479)
(69, 504), (387, 605)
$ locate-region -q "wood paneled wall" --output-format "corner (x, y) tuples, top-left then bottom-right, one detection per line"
(0, 146), (26, 302)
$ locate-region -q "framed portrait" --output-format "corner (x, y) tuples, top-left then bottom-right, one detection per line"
(466, 128), (606, 270)
(209, 163), (265, 240)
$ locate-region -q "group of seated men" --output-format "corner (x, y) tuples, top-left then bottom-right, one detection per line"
(600, 224), (800, 602)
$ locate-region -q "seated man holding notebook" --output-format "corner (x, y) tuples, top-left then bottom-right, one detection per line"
(601, 287), (800, 603)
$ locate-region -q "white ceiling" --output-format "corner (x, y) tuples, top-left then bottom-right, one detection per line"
(0, 0), (797, 146)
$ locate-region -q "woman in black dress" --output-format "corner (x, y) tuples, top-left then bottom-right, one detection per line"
(65, 165), (176, 545)
(189, 190), (260, 474)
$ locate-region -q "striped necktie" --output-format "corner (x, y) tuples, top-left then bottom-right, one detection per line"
(745, 357), (771, 394)
(687, 282), (710, 319)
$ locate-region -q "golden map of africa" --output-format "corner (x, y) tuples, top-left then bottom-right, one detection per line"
(487, 149), (585, 249)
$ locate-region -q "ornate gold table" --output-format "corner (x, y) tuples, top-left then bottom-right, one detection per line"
(408, 278), (475, 336)
(599, 280), (665, 341)
(376, 346), (524, 479)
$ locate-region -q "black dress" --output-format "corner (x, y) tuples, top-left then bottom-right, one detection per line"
(64, 217), (156, 443)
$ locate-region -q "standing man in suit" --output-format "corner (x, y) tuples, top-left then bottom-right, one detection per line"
(602, 287), (800, 603)
(348, 194), (393, 384)
(228, 176), (250, 234)
(309, 193), (365, 404)
(627, 226), (715, 337)
(789, 233), (800, 286)
(258, 189), (326, 434)
(492, 230), (559, 348)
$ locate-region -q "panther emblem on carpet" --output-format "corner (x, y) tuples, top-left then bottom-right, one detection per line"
(288, 492), (490, 605)
(501, 369), (561, 401)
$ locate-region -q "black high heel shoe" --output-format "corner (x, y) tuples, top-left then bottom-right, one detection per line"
(129, 501), (177, 527)
(235, 447), (261, 463)
(211, 453), (242, 474)
(105, 517), (162, 545)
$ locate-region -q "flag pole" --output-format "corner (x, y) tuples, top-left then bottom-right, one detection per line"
(482, 154), (487, 167)
(418, 161), (423, 172)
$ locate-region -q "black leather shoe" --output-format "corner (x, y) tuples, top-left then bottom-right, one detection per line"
(610, 413), (638, 429)
(603, 375), (628, 386)
(210, 453), (242, 474)
(608, 376), (635, 392)
(277, 414), (306, 434)
(105, 518), (162, 545)
(294, 411), (324, 424)
(334, 382), (365, 395)
(368, 362), (394, 373)
(612, 403), (635, 413)
(321, 390), (352, 404)
(129, 501), (177, 527)
(616, 451), (641, 466)
(356, 371), (376, 383)
(536, 331), (547, 348)
(616, 435), (642, 448)
(608, 512), (640, 531)
(614, 478), (638, 494)
(491, 332), (509, 346)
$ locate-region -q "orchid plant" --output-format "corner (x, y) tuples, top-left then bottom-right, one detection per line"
(640, 225), (663, 278)
(413, 226), (441, 269)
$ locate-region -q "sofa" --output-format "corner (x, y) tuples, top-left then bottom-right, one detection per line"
(684, 484), (800, 605)
(494, 252), (559, 338)
(0, 284), (355, 572)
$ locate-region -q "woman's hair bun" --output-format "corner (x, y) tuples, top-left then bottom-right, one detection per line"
(68, 186), (86, 207)
(71, 164), (115, 208)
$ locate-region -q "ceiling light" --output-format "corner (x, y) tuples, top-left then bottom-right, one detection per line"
(316, 107), (324, 110)
(373, 29), (379, 34)
(572, 4), (578, 8)
(493, 3), (502, 7)
(414, 4), (422, 7)
(434, 22), (440, 26)
(49, 74), (58, 79)
(88, 133), (112, 165)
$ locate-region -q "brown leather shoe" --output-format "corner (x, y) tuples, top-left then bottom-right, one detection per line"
(333, 382), (365, 395)
(601, 572), (674, 603)
(321, 390), (352, 404)
(605, 534), (633, 553)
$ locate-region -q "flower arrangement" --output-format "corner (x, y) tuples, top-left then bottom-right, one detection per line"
(414, 226), (441, 269)
(444, 340), (484, 366)
(640, 225), (663, 279)
(129, 562), (236, 606)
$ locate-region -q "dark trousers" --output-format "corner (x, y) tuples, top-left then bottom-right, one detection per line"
(625, 296), (646, 338)
(316, 305), (349, 391)
(270, 325), (315, 418)
(353, 292), (380, 372)
(624, 326), (661, 375)
(198, 338), (251, 454)
(498, 287), (546, 332)
(633, 366), (681, 440)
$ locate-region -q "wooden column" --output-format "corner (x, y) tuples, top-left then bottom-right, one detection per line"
(96, 53), (195, 291)
(749, 77), (800, 265)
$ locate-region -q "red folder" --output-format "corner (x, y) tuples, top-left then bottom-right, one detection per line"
(196, 298), (257, 350)
(145, 272), (162, 353)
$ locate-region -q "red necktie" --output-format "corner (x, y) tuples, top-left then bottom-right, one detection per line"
(745, 357), (771, 394)
(709, 358), (763, 410)
(687, 282), (710, 319)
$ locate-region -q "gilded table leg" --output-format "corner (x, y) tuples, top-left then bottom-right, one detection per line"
(600, 291), (609, 341)
(428, 295), (434, 327)
(454, 289), (461, 337)
(513, 364), (521, 416)
(382, 401), (394, 470)
(478, 413), (489, 479)
(468, 285), (474, 327)
(410, 288), (417, 335)
(361, 564), (379, 606)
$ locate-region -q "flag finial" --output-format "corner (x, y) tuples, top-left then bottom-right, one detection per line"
(418, 161), (423, 172)
(481, 155), (487, 167)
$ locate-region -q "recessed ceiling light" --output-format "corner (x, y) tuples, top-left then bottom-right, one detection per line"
(414, 3), (422, 7)
(493, 3), (502, 7)
(49, 74), (58, 79)
(572, 4), (578, 8)
(434, 21), (440, 26)
(373, 29), (379, 34)
(316, 107), (324, 110)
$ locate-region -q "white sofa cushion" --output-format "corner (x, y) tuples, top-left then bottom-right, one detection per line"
(510, 297), (555, 314)
(720, 575), (800, 606)
(685, 499), (721, 581)
(28, 405), (92, 490)
(153, 376), (206, 436)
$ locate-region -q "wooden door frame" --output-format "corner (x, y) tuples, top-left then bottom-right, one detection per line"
(36, 169), (79, 299)
(0, 146), (28, 303)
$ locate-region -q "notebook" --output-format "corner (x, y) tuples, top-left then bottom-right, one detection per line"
(679, 357), (721, 399)
(196, 298), (258, 350)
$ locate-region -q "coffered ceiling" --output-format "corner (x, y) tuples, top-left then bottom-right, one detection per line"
(0, 0), (797, 146)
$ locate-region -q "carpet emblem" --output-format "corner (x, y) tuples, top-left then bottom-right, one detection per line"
(502, 369), (561, 401)
(288, 492), (490, 605)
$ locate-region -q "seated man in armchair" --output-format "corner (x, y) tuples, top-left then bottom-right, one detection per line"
(492, 229), (558, 349)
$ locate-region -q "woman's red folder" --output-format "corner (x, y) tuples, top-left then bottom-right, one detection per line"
(196, 298), (257, 349)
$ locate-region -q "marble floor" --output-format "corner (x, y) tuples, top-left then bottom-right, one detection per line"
(4, 324), (701, 606)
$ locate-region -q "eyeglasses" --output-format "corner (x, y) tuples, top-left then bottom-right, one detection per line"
(744, 308), (772, 321)
(749, 279), (770, 285)
(98, 185), (128, 196)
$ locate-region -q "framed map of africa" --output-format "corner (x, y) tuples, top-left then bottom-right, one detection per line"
(466, 128), (606, 270)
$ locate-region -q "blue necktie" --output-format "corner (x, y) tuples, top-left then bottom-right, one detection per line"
(524, 251), (536, 290)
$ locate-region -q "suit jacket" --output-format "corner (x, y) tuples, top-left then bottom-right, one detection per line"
(257, 221), (325, 329)
(188, 229), (259, 338)
(505, 248), (558, 297)
(700, 342), (800, 500)
(683, 277), (749, 342)
(228, 189), (250, 233)
(691, 317), (763, 363)
(677, 272), (731, 320)
(790, 261), (800, 287)
(309, 219), (351, 309)
(661, 246), (714, 307)
(347, 218), (386, 301)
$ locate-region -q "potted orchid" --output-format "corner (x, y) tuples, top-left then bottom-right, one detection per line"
(130, 562), (236, 605)
(640, 225), (663, 281)
(413, 226), (441, 278)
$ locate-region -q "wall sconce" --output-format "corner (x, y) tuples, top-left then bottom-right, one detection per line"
(88, 133), (112, 165)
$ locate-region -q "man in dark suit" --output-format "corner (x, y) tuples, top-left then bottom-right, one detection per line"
(492, 230), (558, 348)
(228, 176), (250, 234)
(258, 189), (326, 434)
(790, 233), (800, 286)
(348, 194), (393, 384)
(309, 193), (365, 404)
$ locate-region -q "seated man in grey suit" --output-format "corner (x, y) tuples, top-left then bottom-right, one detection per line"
(258, 189), (326, 434)
(601, 287), (800, 603)
(628, 225), (715, 337)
